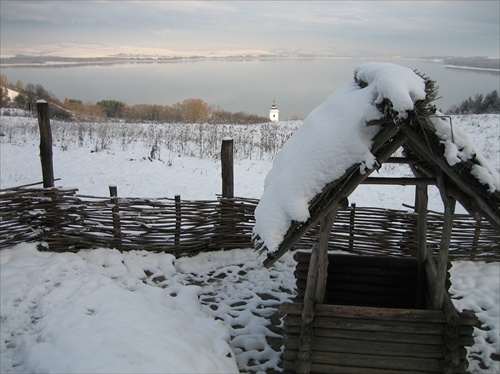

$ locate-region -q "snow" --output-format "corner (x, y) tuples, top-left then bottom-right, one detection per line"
(0, 245), (238, 373)
(1, 64), (499, 372)
(1, 244), (297, 374)
(252, 62), (498, 254)
(354, 62), (427, 118)
(430, 115), (500, 192)
(253, 62), (429, 253)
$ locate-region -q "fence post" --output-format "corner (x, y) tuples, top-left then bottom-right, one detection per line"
(471, 217), (482, 261)
(349, 203), (356, 251)
(36, 100), (54, 188)
(221, 137), (234, 198)
(109, 185), (122, 249)
(175, 195), (181, 249)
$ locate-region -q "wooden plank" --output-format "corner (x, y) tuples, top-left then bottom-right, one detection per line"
(295, 264), (419, 278)
(285, 325), (445, 345)
(284, 350), (443, 372)
(323, 290), (417, 308)
(326, 280), (416, 297)
(327, 272), (417, 287)
(310, 363), (433, 374)
(285, 335), (444, 358)
(281, 303), (446, 322)
(294, 252), (419, 269)
(283, 360), (433, 374)
(285, 315), (445, 335)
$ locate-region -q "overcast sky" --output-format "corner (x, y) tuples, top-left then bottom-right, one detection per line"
(1, 1), (499, 57)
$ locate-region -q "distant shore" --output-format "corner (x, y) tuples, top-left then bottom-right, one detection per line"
(1, 54), (498, 72)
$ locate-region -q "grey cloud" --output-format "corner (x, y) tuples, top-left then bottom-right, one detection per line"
(1, 0), (498, 57)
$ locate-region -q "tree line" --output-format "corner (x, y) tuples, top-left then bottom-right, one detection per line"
(446, 90), (500, 115)
(2, 75), (499, 122)
(0, 75), (269, 124)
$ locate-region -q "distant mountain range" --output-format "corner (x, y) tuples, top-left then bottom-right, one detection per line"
(1, 45), (498, 71)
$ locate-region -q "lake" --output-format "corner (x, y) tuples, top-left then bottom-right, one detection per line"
(2, 58), (499, 119)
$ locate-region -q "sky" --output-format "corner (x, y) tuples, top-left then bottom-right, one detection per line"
(0, 1), (499, 58)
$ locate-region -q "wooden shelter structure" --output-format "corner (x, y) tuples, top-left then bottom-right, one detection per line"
(255, 72), (499, 373)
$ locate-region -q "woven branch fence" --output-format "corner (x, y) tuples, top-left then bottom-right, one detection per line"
(1, 186), (498, 260)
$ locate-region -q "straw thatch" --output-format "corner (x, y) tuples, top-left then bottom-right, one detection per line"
(260, 72), (499, 267)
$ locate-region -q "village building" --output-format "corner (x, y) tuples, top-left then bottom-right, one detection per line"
(269, 100), (279, 122)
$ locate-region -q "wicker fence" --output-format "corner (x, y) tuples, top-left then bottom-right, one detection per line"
(1, 186), (498, 260)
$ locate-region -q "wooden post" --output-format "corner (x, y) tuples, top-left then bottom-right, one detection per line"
(416, 183), (428, 309)
(471, 217), (482, 261)
(302, 243), (320, 324)
(36, 100), (54, 188)
(297, 243), (320, 374)
(316, 209), (337, 304)
(433, 179), (456, 310)
(175, 194), (181, 249)
(349, 203), (356, 251)
(221, 138), (234, 198)
(109, 185), (121, 249)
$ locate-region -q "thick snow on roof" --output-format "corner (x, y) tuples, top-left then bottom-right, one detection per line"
(253, 62), (427, 253)
(430, 115), (500, 193)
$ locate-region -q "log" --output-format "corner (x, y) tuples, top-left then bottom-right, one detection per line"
(285, 325), (444, 345)
(316, 210), (336, 303)
(284, 350), (443, 372)
(285, 335), (444, 358)
(175, 195), (181, 249)
(416, 183), (428, 308)
(283, 360), (431, 374)
(424, 246), (461, 326)
(434, 193), (456, 309)
(36, 101), (54, 188)
(221, 138), (234, 198)
(281, 303), (446, 323)
(109, 185), (122, 250)
(361, 177), (436, 185)
(302, 244), (320, 324)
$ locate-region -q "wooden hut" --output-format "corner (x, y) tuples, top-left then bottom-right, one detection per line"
(254, 67), (499, 373)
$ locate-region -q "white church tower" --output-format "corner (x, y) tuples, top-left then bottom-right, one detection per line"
(269, 99), (279, 122)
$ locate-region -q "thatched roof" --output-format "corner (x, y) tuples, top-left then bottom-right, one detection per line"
(254, 65), (499, 267)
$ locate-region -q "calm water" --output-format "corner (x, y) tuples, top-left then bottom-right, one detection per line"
(2, 58), (499, 119)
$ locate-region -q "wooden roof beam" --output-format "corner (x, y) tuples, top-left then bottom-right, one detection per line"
(385, 157), (419, 164)
(362, 177), (436, 186)
(263, 131), (409, 268)
(402, 125), (500, 231)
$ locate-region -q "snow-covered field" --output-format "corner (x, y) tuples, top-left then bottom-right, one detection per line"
(1, 108), (499, 373)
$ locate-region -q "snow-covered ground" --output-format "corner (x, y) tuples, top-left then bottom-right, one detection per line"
(0, 107), (499, 373)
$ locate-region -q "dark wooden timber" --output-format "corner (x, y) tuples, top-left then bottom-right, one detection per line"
(36, 101), (54, 188)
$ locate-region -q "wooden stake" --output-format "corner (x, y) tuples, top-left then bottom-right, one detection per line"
(175, 195), (181, 249)
(316, 209), (337, 304)
(36, 101), (54, 188)
(221, 138), (234, 198)
(434, 184), (456, 310)
(416, 183), (428, 309)
(109, 185), (121, 249)
(302, 243), (320, 324)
